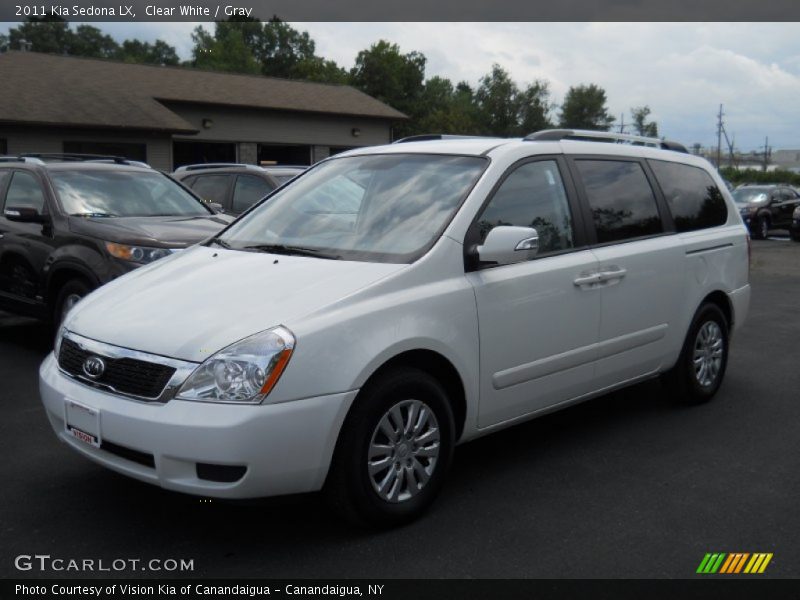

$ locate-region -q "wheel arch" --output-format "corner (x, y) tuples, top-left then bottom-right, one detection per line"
(45, 263), (99, 309)
(355, 348), (468, 442)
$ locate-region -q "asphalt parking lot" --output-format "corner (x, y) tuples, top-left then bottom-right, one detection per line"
(1, 238), (799, 579)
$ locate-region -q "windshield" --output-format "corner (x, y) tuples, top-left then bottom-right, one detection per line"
(732, 188), (770, 205)
(218, 154), (487, 263)
(52, 170), (211, 217)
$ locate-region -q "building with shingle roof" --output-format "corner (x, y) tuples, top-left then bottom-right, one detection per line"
(0, 51), (407, 170)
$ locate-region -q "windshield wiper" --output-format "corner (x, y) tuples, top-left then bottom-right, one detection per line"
(243, 244), (341, 260)
(70, 212), (118, 218)
(209, 238), (232, 249)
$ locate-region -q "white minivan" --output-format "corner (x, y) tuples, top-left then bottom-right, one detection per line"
(40, 130), (750, 526)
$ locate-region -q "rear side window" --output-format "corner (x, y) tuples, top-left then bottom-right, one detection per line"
(648, 160), (727, 232)
(4, 171), (46, 213)
(232, 175), (274, 213)
(188, 174), (231, 205)
(575, 160), (662, 243)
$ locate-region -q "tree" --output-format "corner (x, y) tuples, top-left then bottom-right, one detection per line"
(69, 25), (119, 59)
(475, 64), (520, 136)
(292, 56), (349, 84)
(350, 40), (426, 134)
(518, 80), (553, 135)
(190, 24), (260, 74)
(559, 84), (615, 131)
(630, 105), (658, 137)
(8, 17), (73, 54)
(117, 39), (179, 66)
(0, 33), (9, 52)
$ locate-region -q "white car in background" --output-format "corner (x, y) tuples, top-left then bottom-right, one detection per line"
(40, 130), (750, 526)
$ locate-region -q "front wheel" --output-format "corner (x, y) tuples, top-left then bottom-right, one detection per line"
(790, 228), (800, 242)
(661, 303), (729, 405)
(53, 278), (92, 327)
(324, 367), (455, 527)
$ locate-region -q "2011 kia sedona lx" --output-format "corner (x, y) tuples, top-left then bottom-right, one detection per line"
(39, 130), (751, 526)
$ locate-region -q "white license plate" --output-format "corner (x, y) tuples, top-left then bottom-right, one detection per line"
(64, 400), (101, 448)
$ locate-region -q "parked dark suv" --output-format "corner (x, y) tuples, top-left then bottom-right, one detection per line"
(733, 184), (800, 239)
(0, 155), (233, 324)
(173, 164), (281, 216)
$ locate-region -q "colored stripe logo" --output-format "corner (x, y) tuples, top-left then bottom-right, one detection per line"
(697, 553), (773, 574)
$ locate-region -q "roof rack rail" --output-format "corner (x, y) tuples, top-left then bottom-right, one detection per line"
(174, 163), (262, 172)
(393, 134), (499, 144)
(0, 155), (47, 165)
(524, 129), (688, 153)
(18, 153), (150, 166)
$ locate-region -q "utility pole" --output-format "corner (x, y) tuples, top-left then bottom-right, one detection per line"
(618, 113), (626, 134)
(761, 136), (771, 172)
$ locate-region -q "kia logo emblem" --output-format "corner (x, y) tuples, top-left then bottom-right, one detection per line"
(82, 356), (106, 379)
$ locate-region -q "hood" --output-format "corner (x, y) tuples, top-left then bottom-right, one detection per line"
(68, 214), (234, 248)
(65, 245), (406, 362)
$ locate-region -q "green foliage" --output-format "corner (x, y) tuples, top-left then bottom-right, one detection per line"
(350, 40), (426, 135)
(191, 24), (260, 74)
(720, 167), (800, 186)
(117, 40), (179, 66)
(559, 84), (615, 130)
(631, 105), (658, 137)
(7, 17), (180, 66)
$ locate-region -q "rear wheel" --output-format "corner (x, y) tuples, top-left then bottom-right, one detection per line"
(324, 367), (455, 527)
(661, 303), (729, 405)
(53, 278), (92, 327)
(790, 229), (800, 242)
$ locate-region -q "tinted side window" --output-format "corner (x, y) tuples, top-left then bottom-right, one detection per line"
(648, 160), (727, 232)
(188, 174), (230, 205)
(575, 160), (662, 243)
(233, 175), (275, 213)
(4, 171), (46, 213)
(476, 160), (574, 254)
(0, 170), (10, 203)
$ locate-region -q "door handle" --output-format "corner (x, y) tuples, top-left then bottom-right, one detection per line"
(574, 272), (603, 287)
(597, 266), (627, 282)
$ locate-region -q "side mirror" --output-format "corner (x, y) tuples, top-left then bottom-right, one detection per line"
(476, 226), (539, 266)
(4, 206), (49, 223)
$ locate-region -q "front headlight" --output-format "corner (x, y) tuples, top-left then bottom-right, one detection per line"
(105, 242), (175, 264)
(176, 326), (295, 404)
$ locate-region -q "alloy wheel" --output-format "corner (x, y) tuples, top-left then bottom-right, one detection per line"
(693, 321), (724, 388)
(367, 399), (440, 503)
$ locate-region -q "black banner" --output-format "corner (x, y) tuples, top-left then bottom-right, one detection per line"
(2, 0), (800, 22)
(5, 579), (800, 600)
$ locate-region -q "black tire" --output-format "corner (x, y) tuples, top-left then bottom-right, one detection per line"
(661, 303), (729, 405)
(53, 278), (92, 328)
(790, 229), (800, 242)
(324, 367), (455, 528)
(752, 216), (769, 240)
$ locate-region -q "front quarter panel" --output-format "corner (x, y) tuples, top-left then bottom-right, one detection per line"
(271, 237), (481, 441)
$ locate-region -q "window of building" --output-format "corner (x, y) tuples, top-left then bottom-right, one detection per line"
(575, 160), (663, 243)
(0, 139), (7, 155)
(648, 160), (727, 232)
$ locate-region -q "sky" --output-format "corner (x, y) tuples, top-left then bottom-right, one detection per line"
(2, 21), (800, 151)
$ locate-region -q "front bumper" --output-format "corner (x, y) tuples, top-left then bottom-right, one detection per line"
(39, 353), (356, 499)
